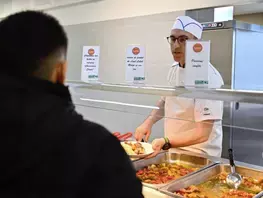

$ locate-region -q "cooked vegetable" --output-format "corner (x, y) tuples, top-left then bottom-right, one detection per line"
(121, 143), (136, 155)
(136, 163), (198, 184)
(174, 172), (263, 198)
(121, 142), (145, 155)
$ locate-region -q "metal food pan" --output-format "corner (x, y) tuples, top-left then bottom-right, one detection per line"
(133, 151), (216, 189)
(159, 164), (263, 198)
(131, 158), (140, 162)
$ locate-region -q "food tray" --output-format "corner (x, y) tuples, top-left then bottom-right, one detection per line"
(133, 151), (216, 189)
(159, 164), (263, 198)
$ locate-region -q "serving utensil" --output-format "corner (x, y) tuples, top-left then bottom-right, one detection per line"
(226, 149), (242, 189)
(117, 132), (133, 141)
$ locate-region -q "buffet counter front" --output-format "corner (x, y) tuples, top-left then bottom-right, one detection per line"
(67, 82), (263, 197)
(136, 149), (263, 198)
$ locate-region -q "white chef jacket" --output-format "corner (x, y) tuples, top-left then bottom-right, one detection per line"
(163, 62), (224, 157)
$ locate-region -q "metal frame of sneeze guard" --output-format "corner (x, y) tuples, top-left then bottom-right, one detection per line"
(67, 80), (263, 105)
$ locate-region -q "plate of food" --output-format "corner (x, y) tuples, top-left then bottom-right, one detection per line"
(121, 141), (154, 158)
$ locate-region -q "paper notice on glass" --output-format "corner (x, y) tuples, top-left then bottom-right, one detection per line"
(185, 41), (210, 88)
(81, 46), (100, 82)
(125, 45), (145, 83)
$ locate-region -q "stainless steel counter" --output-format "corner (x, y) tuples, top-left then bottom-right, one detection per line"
(137, 149), (263, 198)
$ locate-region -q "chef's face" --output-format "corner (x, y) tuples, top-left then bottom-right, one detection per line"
(169, 29), (196, 64)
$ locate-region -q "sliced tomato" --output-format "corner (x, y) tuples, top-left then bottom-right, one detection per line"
(136, 170), (144, 175)
(118, 132), (133, 141)
(112, 132), (120, 136)
(167, 176), (174, 180)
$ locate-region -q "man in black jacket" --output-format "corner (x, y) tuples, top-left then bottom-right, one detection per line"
(0, 11), (143, 198)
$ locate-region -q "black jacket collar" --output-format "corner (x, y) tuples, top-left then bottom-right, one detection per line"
(0, 73), (72, 102)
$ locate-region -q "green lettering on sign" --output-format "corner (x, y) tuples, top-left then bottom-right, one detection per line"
(88, 75), (98, 79)
(134, 77), (145, 81)
(195, 80), (208, 85)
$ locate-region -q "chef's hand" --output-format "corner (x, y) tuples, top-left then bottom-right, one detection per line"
(145, 138), (165, 159)
(134, 124), (152, 142)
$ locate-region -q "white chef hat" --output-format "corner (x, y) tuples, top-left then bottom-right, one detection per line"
(172, 16), (203, 39)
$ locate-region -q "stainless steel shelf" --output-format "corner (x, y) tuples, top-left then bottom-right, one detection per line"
(67, 80), (263, 104)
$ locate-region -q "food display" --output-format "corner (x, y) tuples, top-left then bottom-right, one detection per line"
(174, 172), (263, 198)
(122, 142), (145, 155)
(136, 163), (198, 184)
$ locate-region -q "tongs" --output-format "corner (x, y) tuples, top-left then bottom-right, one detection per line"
(226, 149), (242, 189)
(113, 132), (133, 141)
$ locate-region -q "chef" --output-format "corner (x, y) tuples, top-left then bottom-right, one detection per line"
(135, 16), (224, 157)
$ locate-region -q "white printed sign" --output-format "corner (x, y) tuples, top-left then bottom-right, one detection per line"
(185, 41), (210, 87)
(81, 46), (100, 82)
(125, 45), (145, 83)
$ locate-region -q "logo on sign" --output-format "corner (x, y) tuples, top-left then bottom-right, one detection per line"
(193, 43), (203, 53)
(88, 48), (95, 56)
(203, 107), (211, 116)
(132, 47), (140, 55)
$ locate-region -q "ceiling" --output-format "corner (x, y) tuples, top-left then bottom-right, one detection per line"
(11, 0), (263, 15)
(2, 0), (263, 19)
(9, 0), (102, 13)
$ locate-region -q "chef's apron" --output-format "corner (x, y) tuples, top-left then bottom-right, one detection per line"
(163, 63), (224, 157)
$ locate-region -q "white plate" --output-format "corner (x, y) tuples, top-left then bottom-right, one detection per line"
(121, 141), (154, 158)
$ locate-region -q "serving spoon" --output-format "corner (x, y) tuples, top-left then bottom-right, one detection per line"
(226, 149), (242, 189)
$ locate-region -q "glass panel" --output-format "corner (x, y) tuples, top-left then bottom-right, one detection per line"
(65, 7), (263, 169)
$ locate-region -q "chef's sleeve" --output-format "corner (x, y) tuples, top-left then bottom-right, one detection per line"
(194, 99), (223, 122)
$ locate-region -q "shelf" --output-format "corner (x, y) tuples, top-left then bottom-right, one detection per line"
(66, 80), (263, 105)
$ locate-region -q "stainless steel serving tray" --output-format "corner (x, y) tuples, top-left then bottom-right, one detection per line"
(131, 158), (140, 162)
(160, 164), (263, 198)
(133, 151), (216, 189)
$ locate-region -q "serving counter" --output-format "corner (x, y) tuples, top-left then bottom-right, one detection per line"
(67, 81), (263, 197)
(135, 149), (263, 198)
